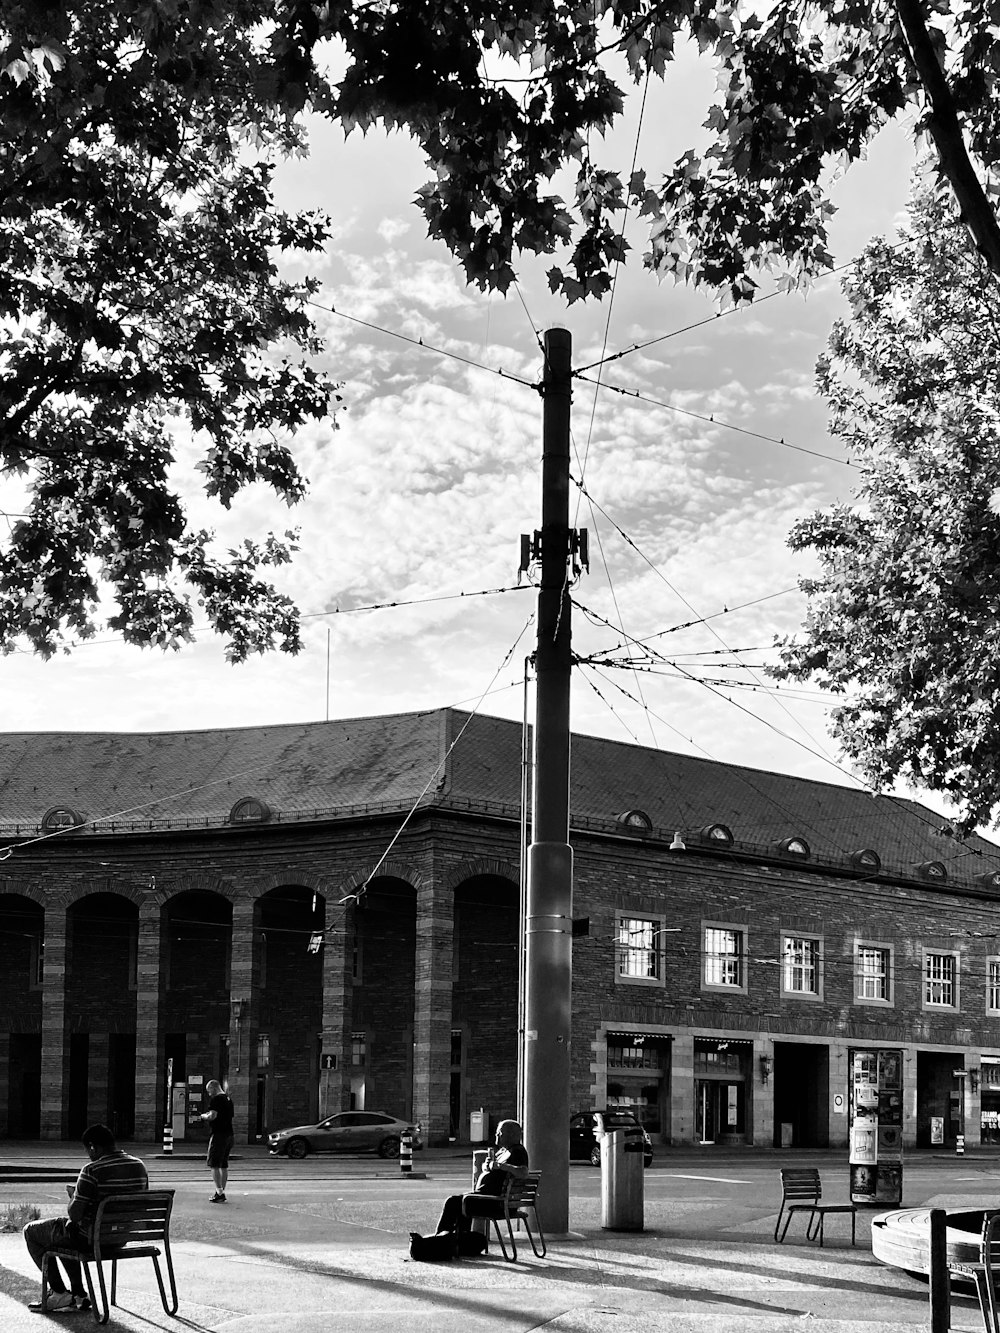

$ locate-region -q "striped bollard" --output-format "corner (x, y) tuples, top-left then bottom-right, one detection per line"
(956, 1132), (965, 1156)
(163, 1124), (173, 1156)
(400, 1130), (412, 1176)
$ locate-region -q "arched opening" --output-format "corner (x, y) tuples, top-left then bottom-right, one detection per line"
(255, 885), (325, 1135)
(351, 877), (416, 1120)
(162, 891), (232, 1136)
(452, 875), (519, 1141)
(65, 893), (140, 1139)
(0, 894), (43, 1136)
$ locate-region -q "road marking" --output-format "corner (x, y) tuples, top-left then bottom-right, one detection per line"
(662, 1172), (752, 1185)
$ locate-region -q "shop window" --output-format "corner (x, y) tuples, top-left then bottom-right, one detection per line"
(607, 1039), (661, 1071)
(615, 913), (665, 986)
(702, 923), (747, 993)
(855, 942), (894, 1005)
(989, 958), (1000, 1015)
(923, 950), (959, 1009)
(780, 934), (822, 1000)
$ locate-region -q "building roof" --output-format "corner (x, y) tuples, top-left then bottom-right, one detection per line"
(0, 707), (996, 887)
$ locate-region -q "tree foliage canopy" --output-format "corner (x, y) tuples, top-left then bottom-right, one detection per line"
(5, 1), (1000, 658)
(305, 0), (1000, 302)
(775, 173), (1000, 833)
(0, 1), (336, 660)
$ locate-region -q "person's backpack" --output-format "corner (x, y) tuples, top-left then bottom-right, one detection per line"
(408, 1230), (457, 1261)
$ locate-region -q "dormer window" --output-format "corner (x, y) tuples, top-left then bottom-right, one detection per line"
(229, 797), (272, 826)
(915, 860), (947, 882)
(616, 809), (652, 832)
(851, 848), (881, 872)
(40, 806), (84, 833)
(776, 837), (810, 859)
(700, 823), (734, 845)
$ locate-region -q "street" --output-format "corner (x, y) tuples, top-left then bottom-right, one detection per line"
(5, 1147), (997, 1240)
(3, 1148), (999, 1333)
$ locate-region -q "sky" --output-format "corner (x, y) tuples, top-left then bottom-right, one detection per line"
(1, 36), (944, 819)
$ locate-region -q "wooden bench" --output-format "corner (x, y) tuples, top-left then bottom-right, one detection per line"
(41, 1189), (178, 1325)
(463, 1172), (546, 1262)
(775, 1168), (856, 1248)
(949, 1210), (1000, 1333)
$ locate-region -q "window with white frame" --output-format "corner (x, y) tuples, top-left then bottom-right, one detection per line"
(703, 923), (746, 992)
(989, 958), (1000, 1014)
(615, 914), (665, 985)
(856, 943), (893, 1004)
(781, 934), (822, 999)
(923, 950), (959, 1009)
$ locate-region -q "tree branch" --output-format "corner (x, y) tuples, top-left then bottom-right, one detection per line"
(894, 0), (1000, 276)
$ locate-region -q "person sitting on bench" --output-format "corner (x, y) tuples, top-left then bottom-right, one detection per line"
(22, 1123), (148, 1313)
(433, 1118), (529, 1237)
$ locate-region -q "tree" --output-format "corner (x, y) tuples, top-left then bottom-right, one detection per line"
(7, 1), (1000, 657)
(774, 172), (1000, 833)
(311, 0), (1000, 302)
(0, 1), (337, 660)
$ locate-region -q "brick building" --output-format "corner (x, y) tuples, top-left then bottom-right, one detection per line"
(1, 707), (999, 1151)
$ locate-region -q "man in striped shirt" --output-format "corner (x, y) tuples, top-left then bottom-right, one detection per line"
(23, 1123), (148, 1313)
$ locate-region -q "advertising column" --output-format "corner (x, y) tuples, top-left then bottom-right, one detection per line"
(849, 1048), (903, 1205)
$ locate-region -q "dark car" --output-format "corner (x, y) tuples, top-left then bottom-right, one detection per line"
(268, 1110), (422, 1159)
(570, 1109), (653, 1167)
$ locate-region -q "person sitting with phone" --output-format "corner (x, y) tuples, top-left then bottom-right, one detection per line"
(433, 1118), (528, 1236)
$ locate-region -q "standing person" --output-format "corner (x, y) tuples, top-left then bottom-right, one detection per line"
(432, 1118), (528, 1236)
(23, 1123), (148, 1313)
(196, 1078), (235, 1203)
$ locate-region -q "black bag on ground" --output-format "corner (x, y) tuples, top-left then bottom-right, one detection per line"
(408, 1230), (457, 1261)
(456, 1230), (488, 1256)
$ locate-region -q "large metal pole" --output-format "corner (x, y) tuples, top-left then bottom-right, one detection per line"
(524, 327), (573, 1235)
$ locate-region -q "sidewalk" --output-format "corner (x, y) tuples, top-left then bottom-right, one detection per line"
(0, 1171), (994, 1332)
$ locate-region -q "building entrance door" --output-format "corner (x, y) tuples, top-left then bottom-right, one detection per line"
(695, 1080), (745, 1143)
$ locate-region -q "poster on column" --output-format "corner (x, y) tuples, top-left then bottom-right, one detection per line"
(849, 1047), (904, 1205)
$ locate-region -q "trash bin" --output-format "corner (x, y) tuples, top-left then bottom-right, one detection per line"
(470, 1108), (487, 1143)
(600, 1127), (644, 1231)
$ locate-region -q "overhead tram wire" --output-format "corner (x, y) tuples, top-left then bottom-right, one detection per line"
(577, 656), (905, 867)
(325, 609), (537, 941)
(7, 584), (532, 655)
(568, 472), (842, 763)
(572, 377), (855, 468)
(574, 219), (964, 376)
(306, 298), (541, 393)
(574, 64), (651, 519)
(633, 587), (801, 646)
(579, 616), (1000, 869)
(562, 75), (660, 750)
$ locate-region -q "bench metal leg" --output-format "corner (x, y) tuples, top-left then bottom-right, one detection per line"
(777, 1204), (815, 1244)
(489, 1217), (517, 1262)
(42, 1252), (103, 1324)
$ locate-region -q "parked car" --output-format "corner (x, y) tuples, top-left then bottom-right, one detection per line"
(570, 1109), (653, 1167)
(268, 1110), (422, 1159)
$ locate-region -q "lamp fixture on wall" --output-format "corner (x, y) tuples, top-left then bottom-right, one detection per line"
(231, 998), (247, 1072)
(969, 1068), (980, 1093)
(759, 1054), (772, 1085)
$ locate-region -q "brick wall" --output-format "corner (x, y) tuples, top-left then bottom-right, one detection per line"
(453, 877), (519, 1129)
(4, 807), (1000, 1144)
(351, 879), (416, 1118)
